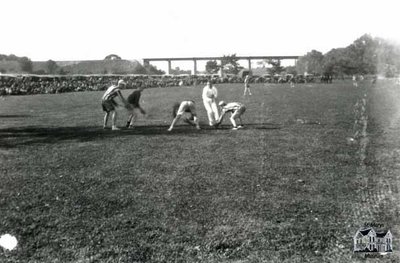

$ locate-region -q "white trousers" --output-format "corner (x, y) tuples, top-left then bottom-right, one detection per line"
(203, 98), (219, 126)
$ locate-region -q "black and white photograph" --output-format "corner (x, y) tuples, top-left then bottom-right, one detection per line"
(1, 0), (400, 262)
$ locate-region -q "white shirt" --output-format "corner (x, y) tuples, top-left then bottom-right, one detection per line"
(221, 102), (244, 113)
(102, 85), (120, 101)
(202, 85), (218, 100)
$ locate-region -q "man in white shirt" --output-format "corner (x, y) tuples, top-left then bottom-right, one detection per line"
(101, 79), (128, 130)
(202, 80), (219, 126)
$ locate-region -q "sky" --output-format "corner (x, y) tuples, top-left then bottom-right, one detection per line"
(1, 0), (400, 71)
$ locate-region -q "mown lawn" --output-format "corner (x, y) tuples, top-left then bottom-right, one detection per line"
(0, 81), (398, 262)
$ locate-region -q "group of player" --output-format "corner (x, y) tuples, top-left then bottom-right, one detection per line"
(101, 79), (247, 131)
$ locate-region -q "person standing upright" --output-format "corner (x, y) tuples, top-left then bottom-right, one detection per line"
(243, 74), (252, 95)
(101, 79), (128, 130)
(202, 80), (219, 126)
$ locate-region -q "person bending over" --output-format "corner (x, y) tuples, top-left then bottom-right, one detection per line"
(168, 100), (200, 131)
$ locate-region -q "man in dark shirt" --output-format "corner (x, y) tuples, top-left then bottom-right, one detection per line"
(125, 86), (146, 128)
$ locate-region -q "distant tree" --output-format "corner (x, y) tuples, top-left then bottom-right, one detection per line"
(322, 48), (353, 76)
(0, 68), (6, 74)
(135, 65), (148, 74)
(110, 67), (119, 74)
(285, 66), (297, 75)
(205, 60), (220, 74)
(296, 50), (324, 75)
(221, 54), (243, 75)
(256, 60), (267, 68)
(18, 57), (33, 73)
(46, 60), (59, 74)
(347, 34), (378, 74)
(383, 64), (397, 78)
(170, 67), (191, 75)
(58, 68), (68, 75)
(33, 69), (46, 75)
(266, 59), (284, 75)
(320, 34), (400, 77)
(8, 54), (19, 61)
(145, 64), (165, 75)
(104, 54), (122, 60)
(375, 37), (400, 76)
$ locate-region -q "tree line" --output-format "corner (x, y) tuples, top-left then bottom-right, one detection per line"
(204, 34), (400, 78)
(0, 54), (165, 75)
(0, 54), (33, 74)
(2, 34), (399, 77)
(295, 34), (400, 77)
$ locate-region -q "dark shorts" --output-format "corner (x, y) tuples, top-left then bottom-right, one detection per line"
(102, 99), (118, 112)
(238, 105), (246, 114)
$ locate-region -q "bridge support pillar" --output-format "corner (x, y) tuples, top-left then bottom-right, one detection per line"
(167, 60), (172, 75)
(219, 60), (223, 77)
(248, 58), (252, 71)
(193, 60), (197, 75)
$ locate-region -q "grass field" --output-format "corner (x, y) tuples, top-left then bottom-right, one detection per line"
(1, 81), (400, 262)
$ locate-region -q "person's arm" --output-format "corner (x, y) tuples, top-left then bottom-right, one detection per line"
(213, 86), (218, 99)
(139, 105), (146, 114)
(117, 90), (128, 106)
(184, 116), (197, 126)
(216, 109), (226, 124)
(202, 86), (207, 99)
(134, 93), (146, 114)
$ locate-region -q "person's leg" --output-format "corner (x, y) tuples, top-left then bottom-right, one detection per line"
(168, 115), (181, 131)
(203, 100), (215, 126)
(126, 114), (133, 127)
(128, 108), (139, 128)
(237, 116), (243, 128)
(111, 111), (119, 130)
(229, 113), (238, 129)
(193, 116), (200, 129)
(126, 108), (134, 127)
(103, 112), (109, 129)
(236, 107), (246, 128)
(231, 108), (244, 128)
(207, 111), (215, 125)
(211, 101), (219, 122)
(238, 106), (246, 127)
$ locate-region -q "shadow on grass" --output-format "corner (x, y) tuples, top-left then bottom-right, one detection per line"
(0, 123), (281, 148)
(210, 123), (282, 130)
(0, 125), (184, 148)
(0, 114), (31, 118)
(242, 123), (282, 129)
